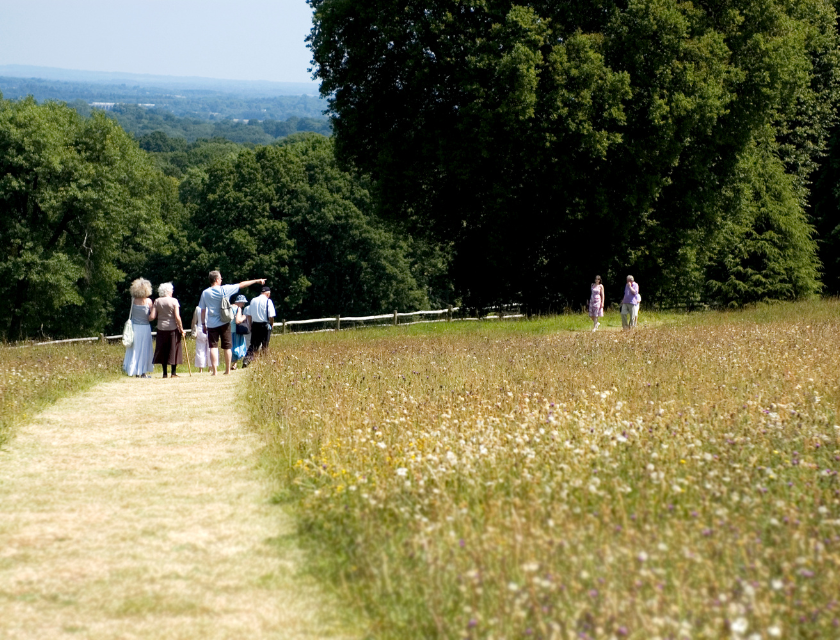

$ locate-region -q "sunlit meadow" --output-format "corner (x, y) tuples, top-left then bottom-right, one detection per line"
(0, 342), (122, 447)
(247, 301), (840, 639)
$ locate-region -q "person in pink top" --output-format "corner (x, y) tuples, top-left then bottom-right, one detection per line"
(589, 275), (604, 332)
(621, 275), (641, 330)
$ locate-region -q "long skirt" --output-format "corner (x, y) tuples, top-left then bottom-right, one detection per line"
(232, 329), (248, 361)
(153, 329), (184, 365)
(194, 328), (210, 368)
(123, 323), (153, 376)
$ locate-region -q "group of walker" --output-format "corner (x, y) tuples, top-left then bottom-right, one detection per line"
(123, 270), (275, 378)
(588, 275), (641, 332)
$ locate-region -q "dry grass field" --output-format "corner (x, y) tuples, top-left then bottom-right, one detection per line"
(0, 362), (357, 640)
(247, 301), (840, 639)
(0, 342), (122, 447)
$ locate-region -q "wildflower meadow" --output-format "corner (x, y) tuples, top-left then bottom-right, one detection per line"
(247, 301), (840, 639)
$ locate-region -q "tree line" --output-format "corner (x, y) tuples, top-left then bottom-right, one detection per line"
(68, 103), (332, 147)
(0, 75), (326, 120)
(0, 95), (448, 341)
(4, 0), (840, 340)
(308, 0), (840, 310)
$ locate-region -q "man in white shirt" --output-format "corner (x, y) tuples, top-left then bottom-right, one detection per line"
(244, 285), (276, 364)
(199, 270), (266, 375)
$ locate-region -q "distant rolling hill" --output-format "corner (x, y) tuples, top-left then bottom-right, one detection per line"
(0, 65), (320, 96)
(0, 66), (331, 144)
(0, 65), (327, 122)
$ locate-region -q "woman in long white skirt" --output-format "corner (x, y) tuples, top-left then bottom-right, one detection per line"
(123, 278), (156, 378)
(191, 305), (210, 372)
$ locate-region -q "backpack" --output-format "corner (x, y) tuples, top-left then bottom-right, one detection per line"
(219, 291), (236, 323)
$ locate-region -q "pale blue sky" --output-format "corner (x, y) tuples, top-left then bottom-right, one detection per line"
(0, 0), (316, 83)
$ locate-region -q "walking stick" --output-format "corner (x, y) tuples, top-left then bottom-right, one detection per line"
(182, 330), (192, 377)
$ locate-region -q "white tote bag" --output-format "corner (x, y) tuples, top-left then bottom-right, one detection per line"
(122, 304), (134, 347)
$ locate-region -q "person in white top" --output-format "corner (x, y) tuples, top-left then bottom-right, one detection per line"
(191, 305), (210, 372)
(243, 285), (276, 366)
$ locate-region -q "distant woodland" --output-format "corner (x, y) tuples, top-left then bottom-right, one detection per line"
(0, 75), (332, 145)
(0, 75), (326, 119)
(72, 103), (331, 147)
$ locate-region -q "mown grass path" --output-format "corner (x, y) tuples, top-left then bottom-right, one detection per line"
(0, 374), (354, 640)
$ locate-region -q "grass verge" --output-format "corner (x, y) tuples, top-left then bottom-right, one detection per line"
(0, 342), (123, 448)
(246, 299), (840, 639)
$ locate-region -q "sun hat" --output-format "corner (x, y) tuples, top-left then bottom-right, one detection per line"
(234, 295), (248, 304)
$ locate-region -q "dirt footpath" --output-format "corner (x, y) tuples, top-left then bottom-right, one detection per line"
(0, 374), (355, 640)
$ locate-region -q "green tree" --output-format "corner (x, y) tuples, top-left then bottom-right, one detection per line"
(706, 130), (821, 304)
(0, 95), (173, 340)
(181, 135), (433, 319)
(308, 0), (839, 307)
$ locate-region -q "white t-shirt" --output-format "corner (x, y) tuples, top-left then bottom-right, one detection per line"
(246, 295), (276, 324)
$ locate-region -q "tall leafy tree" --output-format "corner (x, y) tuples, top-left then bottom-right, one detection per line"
(0, 95), (172, 340)
(308, 0), (840, 307)
(181, 134), (433, 319)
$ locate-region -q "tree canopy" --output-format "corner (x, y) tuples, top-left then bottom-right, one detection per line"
(0, 94), (176, 340)
(178, 134), (439, 321)
(308, 0), (840, 308)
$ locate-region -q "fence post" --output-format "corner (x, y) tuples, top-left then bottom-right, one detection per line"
(282, 319), (287, 335)
(335, 315), (341, 331)
(99, 333), (106, 344)
(393, 310), (398, 326)
(447, 305), (452, 322)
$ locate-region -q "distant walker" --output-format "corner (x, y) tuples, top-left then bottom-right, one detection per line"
(621, 275), (641, 330)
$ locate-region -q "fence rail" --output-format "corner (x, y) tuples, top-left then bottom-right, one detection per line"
(13, 297), (716, 349)
(14, 305), (523, 348)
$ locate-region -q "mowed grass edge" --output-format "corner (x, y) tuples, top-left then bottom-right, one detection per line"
(247, 300), (840, 639)
(0, 342), (124, 448)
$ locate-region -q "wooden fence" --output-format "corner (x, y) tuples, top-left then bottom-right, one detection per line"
(16, 305), (525, 348)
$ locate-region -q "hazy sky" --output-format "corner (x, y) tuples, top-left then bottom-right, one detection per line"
(0, 0), (316, 83)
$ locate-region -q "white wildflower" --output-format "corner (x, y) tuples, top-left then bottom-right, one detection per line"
(731, 617), (748, 635)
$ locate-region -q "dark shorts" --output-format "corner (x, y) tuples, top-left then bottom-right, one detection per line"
(208, 323), (233, 350)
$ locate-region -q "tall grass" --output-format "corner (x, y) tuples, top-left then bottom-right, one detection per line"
(247, 300), (840, 639)
(0, 342), (123, 447)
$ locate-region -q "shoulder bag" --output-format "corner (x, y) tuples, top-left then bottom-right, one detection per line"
(219, 289), (236, 323)
(122, 303), (135, 347)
